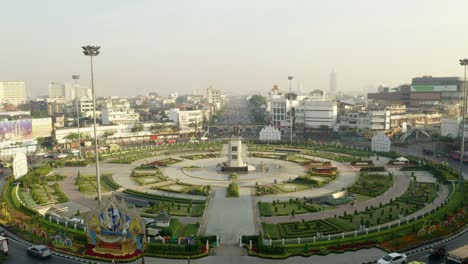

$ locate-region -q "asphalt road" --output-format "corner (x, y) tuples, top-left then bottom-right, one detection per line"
(1, 237), (87, 264)
(407, 228), (468, 263)
(392, 142), (468, 180)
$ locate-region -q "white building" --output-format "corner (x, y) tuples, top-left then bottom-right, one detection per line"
(371, 132), (391, 152)
(101, 98), (139, 125)
(206, 87), (222, 110)
(368, 109), (391, 132)
(440, 117), (468, 138)
(48, 82), (66, 99)
(259, 125), (281, 141)
(74, 98), (95, 117)
(295, 100), (337, 131)
(339, 109), (391, 135)
(168, 108), (203, 134)
(0, 81), (28, 106)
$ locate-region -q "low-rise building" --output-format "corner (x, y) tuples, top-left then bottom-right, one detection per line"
(168, 108), (203, 134)
(295, 100), (337, 132)
(101, 98), (139, 125)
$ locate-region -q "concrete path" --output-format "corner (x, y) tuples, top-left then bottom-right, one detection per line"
(203, 187), (257, 244)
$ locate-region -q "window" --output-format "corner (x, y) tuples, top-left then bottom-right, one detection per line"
(232, 146), (238, 151)
(232, 154), (238, 159)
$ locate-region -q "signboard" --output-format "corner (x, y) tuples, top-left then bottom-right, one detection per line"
(0, 120), (32, 142)
(411, 85), (457, 92)
(32, 118), (52, 138)
(13, 153), (28, 179)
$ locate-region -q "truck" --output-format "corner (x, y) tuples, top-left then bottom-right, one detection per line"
(447, 244), (468, 264)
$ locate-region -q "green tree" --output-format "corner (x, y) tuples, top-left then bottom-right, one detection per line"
(131, 123), (144, 133)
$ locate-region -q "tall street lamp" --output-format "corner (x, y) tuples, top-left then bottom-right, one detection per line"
(72, 75), (82, 159)
(288, 76), (294, 144)
(459, 58), (468, 191)
(82, 45), (102, 202)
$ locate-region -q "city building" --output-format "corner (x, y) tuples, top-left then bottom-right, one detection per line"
(295, 100), (337, 132)
(266, 86), (304, 137)
(0, 81), (28, 106)
(75, 98), (95, 118)
(101, 98), (139, 125)
(367, 84), (411, 106)
(168, 108), (203, 134)
(410, 76), (463, 106)
(206, 86), (222, 110)
(48, 82), (66, 99)
(440, 117), (468, 138)
(339, 108), (391, 136)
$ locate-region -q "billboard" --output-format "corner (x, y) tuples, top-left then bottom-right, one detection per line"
(411, 85), (457, 92)
(32, 118), (52, 138)
(0, 120), (32, 142)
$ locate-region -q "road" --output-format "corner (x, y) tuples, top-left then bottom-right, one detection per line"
(211, 96), (261, 139)
(407, 228), (468, 263)
(392, 142), (468, 180)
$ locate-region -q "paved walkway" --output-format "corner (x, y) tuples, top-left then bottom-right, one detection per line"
(262, 167), (411, 223)
(203, 187), (257, 244)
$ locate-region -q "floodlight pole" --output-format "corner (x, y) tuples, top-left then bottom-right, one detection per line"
(459, 58), (468, 191)
(82, 45), (102, 202)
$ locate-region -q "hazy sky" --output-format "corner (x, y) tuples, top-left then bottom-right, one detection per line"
(1, 0), (468, 97)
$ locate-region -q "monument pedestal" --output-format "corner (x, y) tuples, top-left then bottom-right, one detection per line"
(221, 135), (248, 172)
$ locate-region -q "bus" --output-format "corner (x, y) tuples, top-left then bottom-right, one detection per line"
(447, 244), (468, 264)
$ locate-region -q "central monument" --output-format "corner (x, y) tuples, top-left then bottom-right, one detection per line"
(222, 127), (249, 171)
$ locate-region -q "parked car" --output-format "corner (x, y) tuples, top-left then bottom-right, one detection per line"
(27, 245), (51, 259)
(377, 253), (407, 264)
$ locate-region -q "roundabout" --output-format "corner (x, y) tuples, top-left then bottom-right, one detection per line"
(1, 140), (466, 262)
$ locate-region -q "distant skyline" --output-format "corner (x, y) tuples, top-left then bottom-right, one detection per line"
(1, 0), (468, 98)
